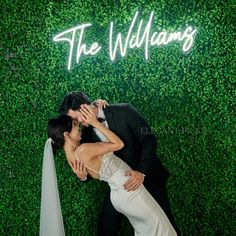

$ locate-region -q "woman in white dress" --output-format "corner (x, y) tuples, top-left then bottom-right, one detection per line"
(40, 104), (177, 236)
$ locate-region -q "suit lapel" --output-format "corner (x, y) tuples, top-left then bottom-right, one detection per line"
(104, 106), (117, 132)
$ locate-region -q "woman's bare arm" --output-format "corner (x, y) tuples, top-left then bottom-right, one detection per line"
(77, 104), (124, 159)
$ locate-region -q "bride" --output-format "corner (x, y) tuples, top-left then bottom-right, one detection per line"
(40, 104), (177, 236)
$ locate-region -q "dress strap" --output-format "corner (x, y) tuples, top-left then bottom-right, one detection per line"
(74, 151), (99, 174)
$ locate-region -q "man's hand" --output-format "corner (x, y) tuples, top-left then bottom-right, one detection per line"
(68, 160), (88, 180)
(123, 170), (145, 191)
(93, 99), (109, 108)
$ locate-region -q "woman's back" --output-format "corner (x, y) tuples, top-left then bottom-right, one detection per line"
(75, 143), (103, 179)
(75, 145), (128, 182)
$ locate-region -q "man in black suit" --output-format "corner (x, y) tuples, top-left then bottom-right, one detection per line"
(59, 91), (179, 235)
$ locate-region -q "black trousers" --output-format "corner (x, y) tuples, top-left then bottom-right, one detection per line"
(97, 173), (181, 236)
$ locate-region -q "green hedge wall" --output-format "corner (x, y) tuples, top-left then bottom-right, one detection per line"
(1, 0), (235, 235)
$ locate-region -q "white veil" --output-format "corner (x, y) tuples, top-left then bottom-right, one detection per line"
(40, 138), (65, 236)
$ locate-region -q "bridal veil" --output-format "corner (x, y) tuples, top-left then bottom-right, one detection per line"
(40, 138), (65, 236)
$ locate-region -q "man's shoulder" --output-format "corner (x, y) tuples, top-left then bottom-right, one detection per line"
(108, 103), (134, 110)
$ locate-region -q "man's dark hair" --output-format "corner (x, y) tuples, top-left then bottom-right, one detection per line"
(59, 91), (92, 115)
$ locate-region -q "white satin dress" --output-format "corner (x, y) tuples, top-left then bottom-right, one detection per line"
(76, 152), (177, 236)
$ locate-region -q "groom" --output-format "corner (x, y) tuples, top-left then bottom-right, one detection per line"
(59, 91), (179, 235)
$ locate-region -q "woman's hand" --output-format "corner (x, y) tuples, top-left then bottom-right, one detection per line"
(68, 160), (88, 180)
(93, 99), (109, 108)
(79, 104), (99, 127)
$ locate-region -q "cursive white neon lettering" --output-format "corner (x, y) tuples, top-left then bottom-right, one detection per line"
(53, 24), (101, 70)
(53, 11), (197, 70)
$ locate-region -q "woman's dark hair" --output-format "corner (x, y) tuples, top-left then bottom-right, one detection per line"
(59, 91), (92, 115)
(47, 115), (73, 154)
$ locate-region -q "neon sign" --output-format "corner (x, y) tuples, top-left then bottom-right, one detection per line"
(53, 11), (197, 70)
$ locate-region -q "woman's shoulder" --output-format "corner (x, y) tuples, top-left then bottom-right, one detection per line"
(76, 143), (103, 163)
(76, 143), (92, 153)
(75, 143), (93, 162)
(76, 142), (101, 155)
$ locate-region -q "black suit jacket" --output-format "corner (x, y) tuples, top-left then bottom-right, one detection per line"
(81, 103), (169, 184)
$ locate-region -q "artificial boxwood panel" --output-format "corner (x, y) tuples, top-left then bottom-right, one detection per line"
(0, 0), (235, 235)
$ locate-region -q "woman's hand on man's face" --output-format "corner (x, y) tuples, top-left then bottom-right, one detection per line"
(79, 104), (99, 127)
